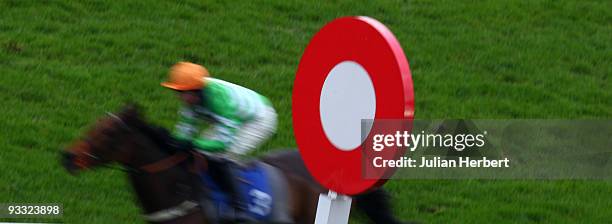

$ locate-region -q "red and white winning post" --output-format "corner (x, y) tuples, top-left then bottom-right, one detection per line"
(293, 16), (414, 224)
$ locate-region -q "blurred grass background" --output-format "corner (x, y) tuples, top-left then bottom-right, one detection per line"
(0, 0), (610, 223)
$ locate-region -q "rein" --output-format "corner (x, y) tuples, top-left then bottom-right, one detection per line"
(81, 134), (192, 175)
(82, 112), (199, 175)
(91, 152), (194, 175)
(139, 152), (189, 173)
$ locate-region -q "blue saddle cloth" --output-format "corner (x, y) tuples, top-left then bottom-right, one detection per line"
(200, 162), (274, 221)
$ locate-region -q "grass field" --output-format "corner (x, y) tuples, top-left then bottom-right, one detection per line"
(0, 0), (610, 223)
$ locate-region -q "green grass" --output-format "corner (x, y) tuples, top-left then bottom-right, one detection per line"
(0, 0), (610, 223)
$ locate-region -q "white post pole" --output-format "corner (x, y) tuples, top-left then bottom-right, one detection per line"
(314, 191), (352, 224)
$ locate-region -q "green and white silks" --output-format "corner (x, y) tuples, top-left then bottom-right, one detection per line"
(174, 78), (277, 155)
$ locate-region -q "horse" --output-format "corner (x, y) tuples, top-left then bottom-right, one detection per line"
(61, 104), (407, 224)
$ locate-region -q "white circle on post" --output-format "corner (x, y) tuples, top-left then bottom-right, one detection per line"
(319, 61), (376, 151)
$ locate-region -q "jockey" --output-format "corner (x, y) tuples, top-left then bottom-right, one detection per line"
(161, 62), (277, 220)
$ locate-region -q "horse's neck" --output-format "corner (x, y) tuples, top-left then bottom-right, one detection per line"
(124, 132), (197, 214)
(128, 170), (192, 214)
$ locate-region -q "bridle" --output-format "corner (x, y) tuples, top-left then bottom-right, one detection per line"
(68, 111), (208, 223)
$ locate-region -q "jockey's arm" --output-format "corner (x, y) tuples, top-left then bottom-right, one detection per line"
(192, 123), (239, 153)
(173, 105), (243, 153)
(173, 107), (198, 141)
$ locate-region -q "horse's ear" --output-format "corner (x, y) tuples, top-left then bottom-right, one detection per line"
(121, 102), (143, 119)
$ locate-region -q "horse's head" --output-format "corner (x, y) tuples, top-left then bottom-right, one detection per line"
(62, 105), (210, 223)
(62, 104), (148, 174)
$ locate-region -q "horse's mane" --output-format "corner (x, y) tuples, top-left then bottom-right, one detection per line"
(136, 122), (174, 153)
(119, 106), (175, 153)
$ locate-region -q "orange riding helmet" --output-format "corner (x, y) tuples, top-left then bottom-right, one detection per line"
(161, 62), (209, 91)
